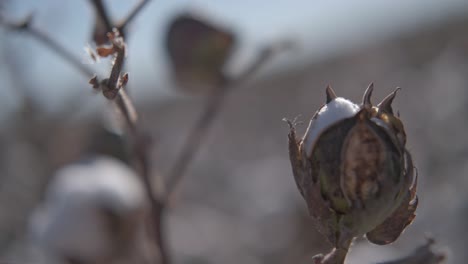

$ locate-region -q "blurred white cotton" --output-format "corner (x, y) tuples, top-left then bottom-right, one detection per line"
(29, 156), (146, 263)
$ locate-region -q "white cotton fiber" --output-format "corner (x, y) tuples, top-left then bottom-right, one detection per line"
(302, 97), (360, 156)
(29, 156), (145, 261)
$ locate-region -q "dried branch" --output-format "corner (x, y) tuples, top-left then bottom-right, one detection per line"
(3, 7), (290, 264)
(165, 40), (294, 201)
(2, 16), (94, 77)
(117, 0), (151, 32)
(164, 86), (226, 200)
(1, 13), (168, 264)
(89, 0), (113, 33)
(2, 15), (102, 125)
(311, 239), (352, 264)
(89, 0), (152, 39)
(91, 31), (170, 264)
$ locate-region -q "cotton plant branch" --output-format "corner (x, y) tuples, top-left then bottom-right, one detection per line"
(89, 0), (113, 33)
(311, 240), (352, 264)
(90, 31), (170, 264)
(117, 0), (151, 32)
(165, 40), (295, 201)
(89, 0), (151, 41)
(2, 5), (292, 263)
(1, 15), (94, 77)
(1, 9), (169, 264)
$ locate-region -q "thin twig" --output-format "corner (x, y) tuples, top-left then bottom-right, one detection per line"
(165, 86), (227, 199)
(2, 18), (94, 77)
(95, 32), (170, 264)
(89, 0), (113, 33)
(2, 15), (169, 264)
(311, 239), (352, 264)
(165, 41), (293, 200)
(117, 0), (151, 32)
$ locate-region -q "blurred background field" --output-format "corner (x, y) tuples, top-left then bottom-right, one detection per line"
(1, 0), (468, 263)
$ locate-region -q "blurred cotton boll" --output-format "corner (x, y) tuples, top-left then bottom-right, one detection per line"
(29, 156), (146, 264)
(165, 11), (236, 94)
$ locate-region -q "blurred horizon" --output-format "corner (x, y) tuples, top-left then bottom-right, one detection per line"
(1, 0), (468, 115)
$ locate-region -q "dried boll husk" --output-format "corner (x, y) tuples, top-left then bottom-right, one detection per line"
(287, 84), (417, 250)
(165, 11), (236, 94)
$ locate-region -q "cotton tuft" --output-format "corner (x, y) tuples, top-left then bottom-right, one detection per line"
(29, 156), (145, 261)
(302, 97), (360, 156)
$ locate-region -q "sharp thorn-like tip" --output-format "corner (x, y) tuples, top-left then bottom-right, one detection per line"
(362, 82), (374, 108)
(325, 85), (337, 103)
(282, 118), (295, 130)
(378, 87), (401, 114)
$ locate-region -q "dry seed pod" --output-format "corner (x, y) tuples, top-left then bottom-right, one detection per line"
(287, 84), (417, 250)
(165, 12), (236, 93)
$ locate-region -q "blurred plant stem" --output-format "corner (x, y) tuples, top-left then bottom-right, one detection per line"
(312, 242), (351, 264)
(1, 3), (293, 263)
(165, 41), (294, 201)
(89, 0), (151, 37)
(117, 0), (151, 32)
(0, 3), (172, 264)
(1, 15), (94, 77)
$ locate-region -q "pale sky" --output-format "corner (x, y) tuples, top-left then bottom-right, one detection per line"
(2, 0), (468, 112)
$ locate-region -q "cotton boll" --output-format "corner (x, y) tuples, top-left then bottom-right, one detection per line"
(30, 156), (146, 263)
(288, 85), (417, 260)
(165, 11), (236, 94)
(302, 97), (360, 156)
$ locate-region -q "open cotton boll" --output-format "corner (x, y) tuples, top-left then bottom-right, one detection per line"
(302, 97), (360, 156)
(30, 156), (145, 262)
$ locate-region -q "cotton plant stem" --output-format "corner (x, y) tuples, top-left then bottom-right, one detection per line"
(117, 0), (151, 32)
(312, 239), (352, 264)
(2, 17), (94, 77)
(165, 41), (293, 201)
(89, 0), (113, 32)
(2, 10), (167, 264)
(97, 33), (170, 264)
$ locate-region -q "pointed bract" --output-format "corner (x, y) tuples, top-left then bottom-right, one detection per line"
(378, 87), (401, 114)
(362, 82), (374, 109)
(326, 85), (338, 103)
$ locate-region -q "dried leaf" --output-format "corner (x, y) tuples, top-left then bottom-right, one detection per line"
(85, 45), (99, 63)
(96, 45), (115, 57)
(89, 75), (100, 89)
(118, 73), (129, 88)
